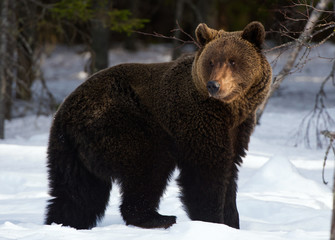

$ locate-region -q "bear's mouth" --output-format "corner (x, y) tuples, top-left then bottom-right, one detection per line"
(221, 93), (238, 102)
(208, 90), (238, 103)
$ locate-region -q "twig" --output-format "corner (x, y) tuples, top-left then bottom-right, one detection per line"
(171, 21), (200, 48)
(311, 31), (335, 49)
(293, 3), (335, 14)
(320, 130), (335, 184)
(264, 41), (295, 53)
(295, 59), (335, 148)
(322, 130), (335, 139)
(133, 22), (201, 49)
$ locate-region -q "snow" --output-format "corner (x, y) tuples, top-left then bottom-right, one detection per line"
(1, 42), (335, 240)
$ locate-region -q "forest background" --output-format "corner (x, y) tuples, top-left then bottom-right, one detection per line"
(0, 0), (334, 139)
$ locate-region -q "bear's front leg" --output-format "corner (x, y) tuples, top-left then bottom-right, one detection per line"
(118, 143), (177, 229)
(177, 161), (232, 225)
(223, 166), (240, 229)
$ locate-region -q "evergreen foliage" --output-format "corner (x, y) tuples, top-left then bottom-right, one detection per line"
(49, 0), (148, 35)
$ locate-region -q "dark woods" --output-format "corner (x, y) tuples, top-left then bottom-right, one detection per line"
(0, 0), (334, 139)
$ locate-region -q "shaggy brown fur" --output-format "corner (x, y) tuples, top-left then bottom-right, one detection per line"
(45, 21), (272, 230)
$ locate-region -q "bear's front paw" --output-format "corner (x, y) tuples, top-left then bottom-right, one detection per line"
(124, 212), (176, 229)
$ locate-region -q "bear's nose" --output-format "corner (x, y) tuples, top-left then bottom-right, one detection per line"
(207, 81), (220, 95)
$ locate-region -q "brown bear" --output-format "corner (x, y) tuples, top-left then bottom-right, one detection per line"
(45, 21), (272, 230)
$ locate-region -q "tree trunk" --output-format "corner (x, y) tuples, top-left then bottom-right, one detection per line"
(5, 43), (13, 120)
(256, 0), (332, 123)
(89, 0), (111, 73)
(16, 40), (34, 100)
(16, 3), (36, 100)
(124, 0), (139, 51)
(0, 0), (9, 139)
(4, 0), (16, 120)
(172, 0), (185, 60)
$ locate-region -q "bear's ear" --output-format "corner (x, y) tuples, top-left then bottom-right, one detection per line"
(195, 23), (217, 46)
(241, 21), (265, 49)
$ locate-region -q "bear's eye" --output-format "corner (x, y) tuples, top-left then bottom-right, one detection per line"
(209, 60), (214, 67)
(229, 59), (236, 67)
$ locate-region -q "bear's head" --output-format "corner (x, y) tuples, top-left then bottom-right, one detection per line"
(192, 21), (267, 103)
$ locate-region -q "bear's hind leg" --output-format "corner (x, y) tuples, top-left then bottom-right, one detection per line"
(45, 145), (112, 229)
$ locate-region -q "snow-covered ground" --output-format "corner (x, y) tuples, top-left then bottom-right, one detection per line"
(0, 42), (335, 240)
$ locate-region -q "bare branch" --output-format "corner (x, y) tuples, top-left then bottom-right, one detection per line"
(134, 22), (201, 49)
(257, 0), (333, 123)
(264, 41), (295, 53)
(322, 130), (335, 139)
(134, 30), (197, 47)
(171, 21), (200, 48)
(133, 25), (201, 48)
(311, 31), (335, 48)
(293, 2), (335, 14)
